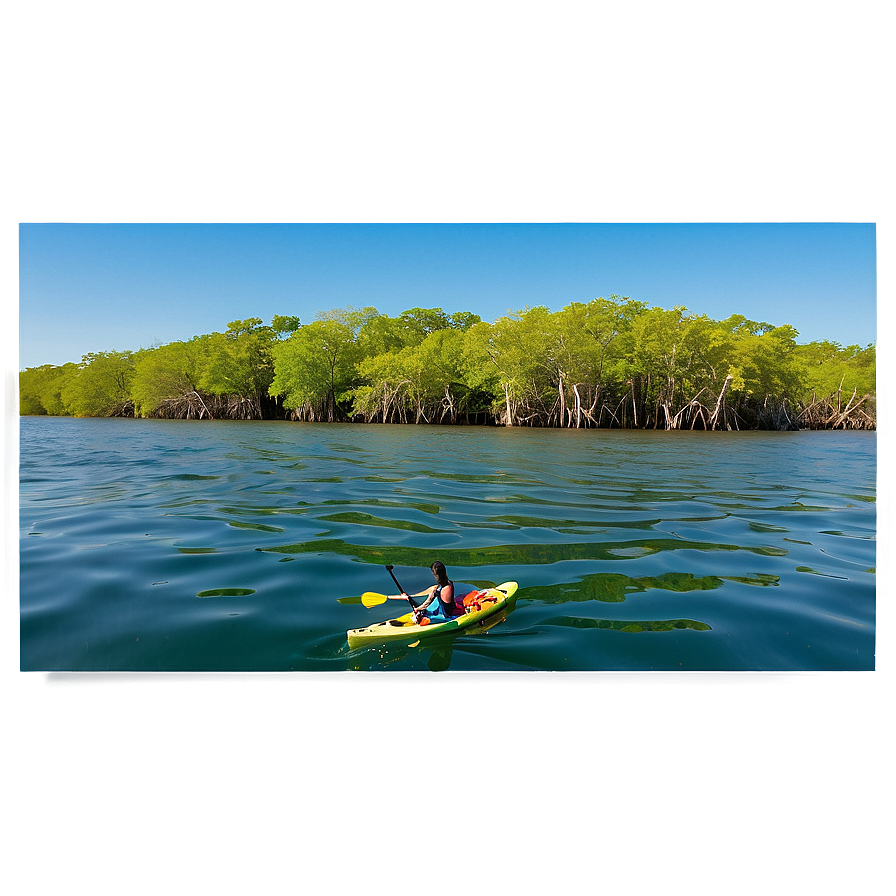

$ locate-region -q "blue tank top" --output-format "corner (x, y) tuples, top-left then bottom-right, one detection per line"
(434, 581), (461, 617)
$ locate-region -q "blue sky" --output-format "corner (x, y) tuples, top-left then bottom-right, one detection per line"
(18, 222), (876, 370)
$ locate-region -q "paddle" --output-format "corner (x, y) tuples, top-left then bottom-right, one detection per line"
(386, 564), (421, 620)
(360, 590), (390, 608)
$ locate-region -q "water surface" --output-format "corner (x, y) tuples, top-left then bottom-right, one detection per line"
(20, 418), (876, 671)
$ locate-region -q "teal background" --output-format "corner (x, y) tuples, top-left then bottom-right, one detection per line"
(7, 5), (888, 893)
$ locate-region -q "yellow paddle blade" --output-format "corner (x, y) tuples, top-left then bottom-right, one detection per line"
(361, 591), (389, 608)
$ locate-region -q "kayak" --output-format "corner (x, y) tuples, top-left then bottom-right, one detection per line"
(347, 581), (519, 649)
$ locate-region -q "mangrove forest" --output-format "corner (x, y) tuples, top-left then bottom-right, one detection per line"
(19, 298), (876, 430)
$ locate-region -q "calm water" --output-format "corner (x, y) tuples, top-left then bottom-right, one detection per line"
(19, 418), (876, 671)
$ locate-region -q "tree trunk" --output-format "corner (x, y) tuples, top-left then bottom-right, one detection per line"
(193, 391), (214, 420)
(558, 374), (565, 427)
(503, 383), (513, 426)
(708, 375), (733, 431)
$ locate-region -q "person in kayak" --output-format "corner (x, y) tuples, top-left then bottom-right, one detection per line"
(393, 561), (464, 623)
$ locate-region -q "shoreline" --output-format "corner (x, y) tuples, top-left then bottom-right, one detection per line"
(18, 414), (877, 433)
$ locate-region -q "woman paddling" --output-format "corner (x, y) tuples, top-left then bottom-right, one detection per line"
(390, 561), (464, 623)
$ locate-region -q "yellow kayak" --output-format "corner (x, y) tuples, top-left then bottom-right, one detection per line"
(347, 582), (519, 649)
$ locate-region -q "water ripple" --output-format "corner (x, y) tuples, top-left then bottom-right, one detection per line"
(19, 420), (876, 671)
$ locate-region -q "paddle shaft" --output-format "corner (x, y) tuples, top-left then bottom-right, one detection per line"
(386, 565), (418, 613)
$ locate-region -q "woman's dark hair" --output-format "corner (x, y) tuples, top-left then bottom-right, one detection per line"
(431, 560), (450, 586)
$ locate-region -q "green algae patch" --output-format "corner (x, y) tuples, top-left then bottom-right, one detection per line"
(316, 512), (446, 534)
(541, 616), (712, 633)
(642, 571), (724, 592)
(771, 503), (832, 513)
(457, 520), (528, 531)
(524, 571), (725, 605)
(749, 522), (788, 533)
(219, 505), (309, 517)
(419, 469), (542, 485)
(491, 515), (661, 531)
(738, 544), (787, 557)
(197, 588), (256, 597)
(720, 573), (780, 586)
(819, 530), (875, 540)
(257, 537), (788, 566)
(227, 521), (285, 533)
(796, 566), (849, 580)
(320, 498), (441, 514)
(607, 545), (657, 558)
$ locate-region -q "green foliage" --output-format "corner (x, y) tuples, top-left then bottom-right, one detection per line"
(351, 350), (409, 421)
(555, 296), (642, 387)
(19, 364), (78, 415)
(269, 316), (362, 420)
(619, 306), (724, 425)
(447, 311), (482, 330)
(463, 308), (553, 424)
(352, 306), (480, 360)
(353, 328), (468, 422)
(727, 325), (803, 400)
(394, 306), (482, 342)
(115, 316), (295, 419)
(271, 315), (301, 336)
(61, 351), (136, 417)
(200, 319), (277, 406)
(20, 301), (875, 430)
(356, 309), (413, 356)
(131, 337), (211, 417)
(796, 341), (876, 401)
(720, 314), (773, 336)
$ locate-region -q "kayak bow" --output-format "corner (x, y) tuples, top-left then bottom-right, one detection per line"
(347, 581), (519, 649)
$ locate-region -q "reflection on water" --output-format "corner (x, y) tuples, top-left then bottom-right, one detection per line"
(19, 419), (875, 671)
(197, 588), (256, 597)
(317, 512), (446, 533)
(523, 571), (728, 604)
(257, 536), (789, 564)
(540, 616), (712, 633)
(490, 514), (664, 530)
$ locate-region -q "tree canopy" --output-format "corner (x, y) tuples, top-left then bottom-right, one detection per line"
(20, 300), (876, 430)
